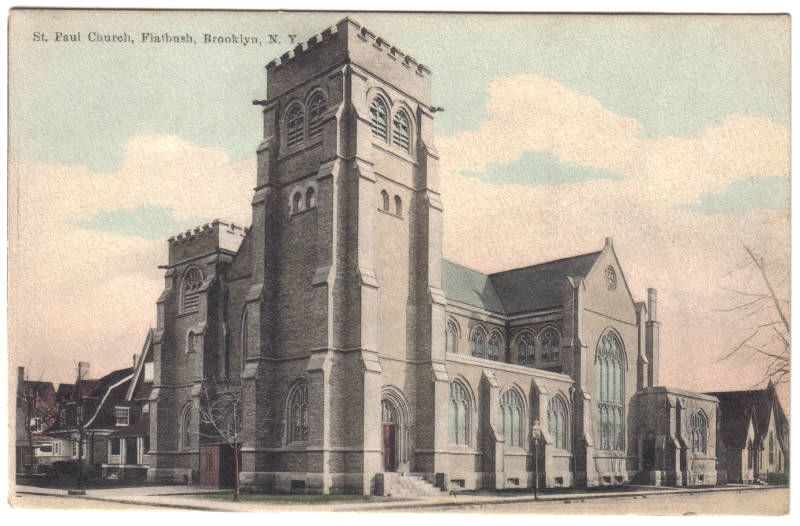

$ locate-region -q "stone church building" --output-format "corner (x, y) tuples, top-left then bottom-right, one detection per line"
(146, 17), (721, 494)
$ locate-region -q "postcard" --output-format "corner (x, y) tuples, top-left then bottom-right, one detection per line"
(8, 9), (790, 515)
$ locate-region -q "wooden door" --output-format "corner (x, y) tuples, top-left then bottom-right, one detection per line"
(199, 445), (220, 487)
(125, 437), (138, 465)
(382, 424), (396, 472)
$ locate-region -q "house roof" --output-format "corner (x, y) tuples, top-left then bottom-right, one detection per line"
(705, 386), (784, 449)
(442, 250), (602, 315)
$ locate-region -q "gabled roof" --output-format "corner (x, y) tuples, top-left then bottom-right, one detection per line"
(125, 329), (154, 402)
(489, 251), (602, 314)
(705, 386), (785, 449)
(442, 260), (505, 313)
(442, 250), (602, 315)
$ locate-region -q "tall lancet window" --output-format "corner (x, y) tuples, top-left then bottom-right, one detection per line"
(449, 381), (470, 445)
(287, 381), (309, 443)
(500, 389), (523, 447)
(596, 330), (624, 451)
(548, 395), (569, 450)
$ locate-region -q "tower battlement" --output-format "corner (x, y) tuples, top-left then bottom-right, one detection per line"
(168, 219), (247, 265)
(267, 17), (431, 78)
(265, 17), (432, 103)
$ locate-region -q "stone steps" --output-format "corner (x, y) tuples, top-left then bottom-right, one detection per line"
(384, 473), (445, 498)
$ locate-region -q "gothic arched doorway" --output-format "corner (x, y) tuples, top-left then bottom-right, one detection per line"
(382, 400), (398, 472)
(381, 387), (412, 473)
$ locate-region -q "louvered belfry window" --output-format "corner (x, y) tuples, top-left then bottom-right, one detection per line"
(181, 267), (203, 313)
(308, 94), (325, 140)
(286, 104), (304, 149)
(392, 110), (411, 151)
(370, 97), (388, 141)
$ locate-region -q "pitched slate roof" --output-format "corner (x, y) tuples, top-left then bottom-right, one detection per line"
(442, 251), (602, 315)
(442, 260), (505, 313)
(705, 387), (783, 449)
(489, 251), (602, 314)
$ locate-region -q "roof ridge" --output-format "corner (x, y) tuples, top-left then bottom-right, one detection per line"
(442, 258), (491, 276)
(489, 250), (603, 277)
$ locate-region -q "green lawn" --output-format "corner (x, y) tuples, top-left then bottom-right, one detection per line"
(197, 491), (373, 504)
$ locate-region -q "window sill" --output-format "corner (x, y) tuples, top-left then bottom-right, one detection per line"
(377, 208), (403, 220)
(372, 141), (416, 164)
(279, 139), (322, 162)
(291, 206), (317, 218)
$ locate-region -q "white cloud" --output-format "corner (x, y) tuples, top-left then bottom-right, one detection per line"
(9, 135), (255, 384)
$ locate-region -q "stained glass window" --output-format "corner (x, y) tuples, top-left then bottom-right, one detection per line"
(596, 330), (624, 451)
(449, 381), (470, 445)
(548, 395), (569, 449)
(501, 390), (523, 447)
(517, 332), (534, 366)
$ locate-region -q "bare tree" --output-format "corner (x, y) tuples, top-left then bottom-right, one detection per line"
(196, 376), (246, 501)
(718, 244), (790, 387)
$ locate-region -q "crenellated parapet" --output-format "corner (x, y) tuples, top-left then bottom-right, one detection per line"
(167, 219), (248, 266)
(265, 17), (432, 104)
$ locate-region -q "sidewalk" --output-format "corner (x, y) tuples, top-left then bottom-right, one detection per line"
(13, 483), (786, 513)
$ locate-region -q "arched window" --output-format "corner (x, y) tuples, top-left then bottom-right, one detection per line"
(180, 403), (195, 451)
(240, 310), (249, 369)
(370, 97), (389, 141)
(446, 320), (458, 354)
(470, 327), (487, 359)
(305, 187), (316, 209)
(392, 110), (411, 151)
(381, 190), (390, 211)
(394, 195), (402, 217)
(187, 331), (199, 354)
(747, 438), (754, 469)
(292, 192), (302, 213)
(488, 331), (502, 361)
(690, 410), (708, 453)
(449, 381), (470, 445)
(286, 104), (304, 149)
(307, 93), (325, 140)
(769, 431), (775, 464)
(548, 395), (569, 450)
(181, 266), (203, 313)
(517, 332), (534, 366)
(540, 327), (560, 362)
(287, 381), (308, 443)
(500, 389), (523, 447)
(596, 330), (624, 451)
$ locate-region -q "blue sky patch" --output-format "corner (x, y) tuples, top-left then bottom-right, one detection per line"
(76, 205), (204, 239)
(463, 150), (624, 186)
(677, 176), (790, 215)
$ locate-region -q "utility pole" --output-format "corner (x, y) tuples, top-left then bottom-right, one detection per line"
(69, 362), (88, 496)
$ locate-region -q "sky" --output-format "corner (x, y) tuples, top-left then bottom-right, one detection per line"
(7, 11), (791, 410)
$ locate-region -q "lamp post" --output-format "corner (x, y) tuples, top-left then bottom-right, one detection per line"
(531, 419), (543, 500)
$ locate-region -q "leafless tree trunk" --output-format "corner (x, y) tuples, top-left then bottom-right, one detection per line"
(718, 244), (790, 387)
(196, 376), (245, 501)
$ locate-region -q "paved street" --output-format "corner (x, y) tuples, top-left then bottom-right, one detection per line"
(11, 484), (788, 515)
(415, 488), (789, 515)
